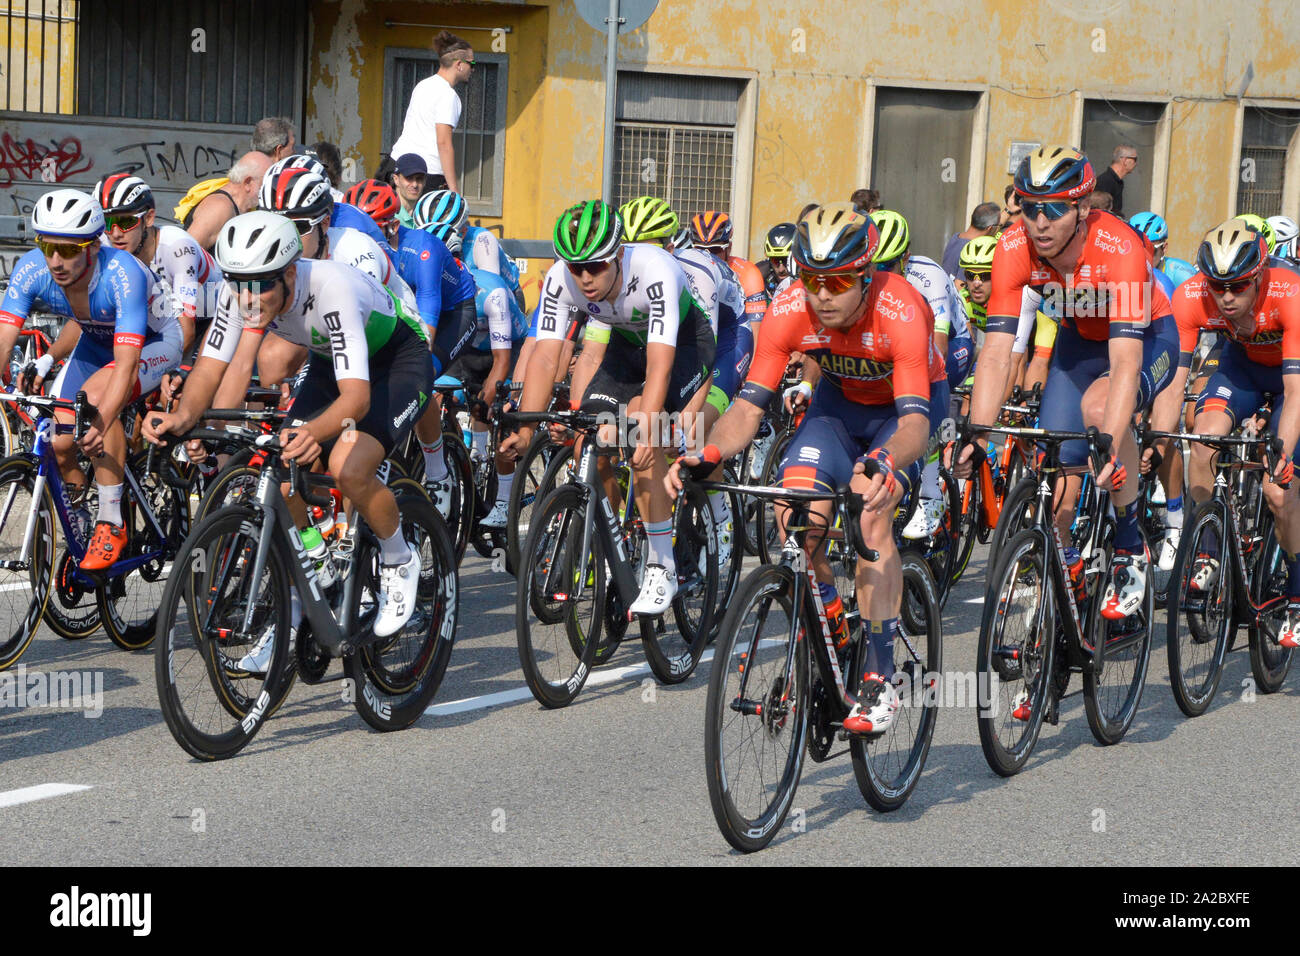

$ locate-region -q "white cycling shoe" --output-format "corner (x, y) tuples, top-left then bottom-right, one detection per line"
(630, 563), (677, 616)
(236, 626), (278, 675)
(479, 501), (509, 529)
(842, 673), (900, 735)
(423, 476), (454, 520)
(1157, 527), (1181, 573)
(374, 549), (421, 638)
(902, 496), (947, 540)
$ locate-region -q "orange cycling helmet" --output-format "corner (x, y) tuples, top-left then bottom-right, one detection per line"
(690, 210), (733, 248)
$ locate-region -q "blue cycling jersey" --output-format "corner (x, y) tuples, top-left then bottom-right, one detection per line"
(392, 224), (477, 329)
(465, 224), (523, 296)
(0, 245), (171, 353)
(332, 202), (393, 264)
(1160, 256), (1197, 287)
(469, 268), (529, 352)
(1153, 266), (1176, 302)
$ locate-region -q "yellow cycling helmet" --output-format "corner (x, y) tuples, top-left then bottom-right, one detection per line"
(619, 196), (678, 243)
(959, 235), (997, 273)
(1234, 212), (1276, 254)
(870, 209), (910, 264)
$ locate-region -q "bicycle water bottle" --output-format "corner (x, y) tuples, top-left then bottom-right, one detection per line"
(300, 526), (338, 588)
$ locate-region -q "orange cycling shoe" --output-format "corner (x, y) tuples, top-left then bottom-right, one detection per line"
(80, 522), (127, 571)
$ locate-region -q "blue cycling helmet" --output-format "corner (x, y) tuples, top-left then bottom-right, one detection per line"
(1129, 212), (1168, 244)
(414, 189), (468, 232)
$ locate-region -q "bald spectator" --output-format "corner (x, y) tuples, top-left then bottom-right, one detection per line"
(252, 117), (296, 162)
(185, 151), (272, 253)
(851, 188), (882, 213)
(1094, 143), (1137, 216)
(942, 201), (1001, 278)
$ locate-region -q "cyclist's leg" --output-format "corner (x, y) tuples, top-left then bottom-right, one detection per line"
(255, 334), (309, 387)
(1037, 323), (1106, 538)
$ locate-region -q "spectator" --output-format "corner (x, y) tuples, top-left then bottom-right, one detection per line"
(1094, 143), (1137, 216)
(388, 30), (474, 194)
(251, 117), (296, 161)
(999, 184), (1022, 230)
(850, 188), (882, 213)
(308, 141), (343, 188)
(185, 151), (272, 253)
(941, 201), (1000, 278)
(1087, 190), (1114, 212)
(392, 154), (427, 227)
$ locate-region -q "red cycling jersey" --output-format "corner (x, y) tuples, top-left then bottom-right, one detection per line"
(1172, 268), (1300, 373)
(987, 210), (1172, 342)
(727, 255), (769, 319)
(739, 273), (945, 418)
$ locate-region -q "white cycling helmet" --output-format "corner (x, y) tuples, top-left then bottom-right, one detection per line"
(31, 188), (104, 240)
(1267, 215), (1299, 258)
(265, 153), (328, 183)
(215, 211), (302, 278)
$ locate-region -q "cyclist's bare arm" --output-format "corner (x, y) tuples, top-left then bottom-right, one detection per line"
(210, 327), (266, 412)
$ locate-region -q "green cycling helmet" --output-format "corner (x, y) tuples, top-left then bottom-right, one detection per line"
(619, 196), (678, 243)
(959, 235), (997, 273)
(870, 209), (910, 264)
(1234, 212), (1276, 254)
(553, 200), (623, 262)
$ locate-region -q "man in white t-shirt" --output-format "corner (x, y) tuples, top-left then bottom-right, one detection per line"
(389, 35), (475, 194)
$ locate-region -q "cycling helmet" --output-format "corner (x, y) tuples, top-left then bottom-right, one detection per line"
(959, 235), (997, 272)
(31, 189), (104, 240)
(1128, 211), (1168, 244)
(870, 209), (910, 264)
(553, 200), (622, 262)
(1268, 215), (1300, 258)
(258, 167), (333, 223)
(1234, 212), (1275, 253)
(342, 179), (400, 226)
(619, 196), (678, 242)
(671, 226), (693, 250)
(1013, 145), (1095, 201)
(1197, 219), (1267, 282)
(265, 154), (328, 182)
(414, 189), (468, 232)
(94, 174), (154, 216)
(1161, 255), (1197, 286)
(690, 210), (733, 248)
(214, 211), (302, 279)
(763, 222), (796, 260)
(431, 222), (463, 256)
(792, 203), (879, 272)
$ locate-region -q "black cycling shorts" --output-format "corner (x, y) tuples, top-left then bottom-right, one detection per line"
(287, 320), (434, 456)
(579, 309), (716, 418)
(444, 343), (521, 396)
(431, 297), (477, 376)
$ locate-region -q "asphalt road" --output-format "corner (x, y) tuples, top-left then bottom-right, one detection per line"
(2, 541), (1298, 865)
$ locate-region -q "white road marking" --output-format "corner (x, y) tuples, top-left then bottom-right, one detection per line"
(0, 783), (92, 808)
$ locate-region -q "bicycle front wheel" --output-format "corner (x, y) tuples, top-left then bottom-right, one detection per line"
(1165, 502), (1232, 717)
(1247, 514), (1295, 693)
(704, 563), (809, 853)
(650, 482), (716, 683)
(0, 458), (55, 670)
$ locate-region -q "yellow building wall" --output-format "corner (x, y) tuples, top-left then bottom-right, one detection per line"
(0, 0), (76, 115)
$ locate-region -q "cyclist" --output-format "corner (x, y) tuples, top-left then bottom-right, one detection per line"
(956, 146), (1179, 635)
(1150, 221), (1300, 645)
(691, 211), (768, 337)
(757, 222), (797, 298)
(0, 188), (184, 569)
(95, 173), (221, 352)
(1237, 212), (1300, 276)
(144, 211), (433, 640)
(670, 203), (945, 735)
(415, 189), (527, 312)
(501, 200), (716, 614)
(264, 154), (393, 261)
(1267, 215), (1299, 263)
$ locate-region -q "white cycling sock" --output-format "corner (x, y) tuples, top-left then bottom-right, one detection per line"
(645, 519), (675, 572)
(97, 483), (124, 526)
(920, 460), (941, 499)
(378, 528), (412, 566)
(495, 470), (514, 507)
(1166, 496), (1184, 531)
(472, 428), (489, 458)
(421, 438), (448, 481)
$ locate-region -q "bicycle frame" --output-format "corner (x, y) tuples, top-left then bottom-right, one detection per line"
(560, 436), (641, 610)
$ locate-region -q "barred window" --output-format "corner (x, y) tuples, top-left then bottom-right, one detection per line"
(1239, 107), (1300, 218)
(383, 49), (507, 217)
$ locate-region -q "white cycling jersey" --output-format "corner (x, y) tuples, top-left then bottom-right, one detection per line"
(905, 254), (969, 342)
(675, 247), (743, 338)
(327, 225), (418, 319)
(202, 258), (423, 382)
(535, 243), (706, 347)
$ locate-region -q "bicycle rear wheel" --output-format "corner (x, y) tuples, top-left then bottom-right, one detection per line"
(850, 554), (942, 811)
(951, 471), (981, 585)
(1248, 514), (1295, 693)
(985, 476), (1040, 582)
(1165, 502), (1232, 717)
(506, 432), (553, 574)
(704, 564), (809, 853)
(649, 482), (716, 683)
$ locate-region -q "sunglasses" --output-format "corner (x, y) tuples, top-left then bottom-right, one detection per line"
(35, 236), (96, 259)
(1020, 199), (1078, 221)
(800, 270), (862, 296)
(566, 258), (614, 277)
(288, 215), (329, 237)
(1206, 277), (1254, 295)
(962, 269), (991, 282)
(460, 58), (477, 67)
(224, 273), (282, 292)
(106, 214), (143, 232)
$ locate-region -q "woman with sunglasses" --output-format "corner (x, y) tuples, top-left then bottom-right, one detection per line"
(956, 145), (1179, 630)
(1148, 221), (1300, 647)
(96, 173), (222, 355)
(670, 203), (945, 736)
(0, 188), (185, 571)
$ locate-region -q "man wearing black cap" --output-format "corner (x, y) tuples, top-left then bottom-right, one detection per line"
(393, 153), (428, 228)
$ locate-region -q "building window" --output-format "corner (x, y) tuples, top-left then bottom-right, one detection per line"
(1081, 99), (1164, 216)
(1, 0), (77, 114)
(613, 72), (742, 225)
(871, 87), (980, 259)
(383, 49), (507, 217)
(1239, 106), (1300, 218)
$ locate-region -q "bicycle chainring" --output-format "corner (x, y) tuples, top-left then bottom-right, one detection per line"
(807, 678), (835, 762)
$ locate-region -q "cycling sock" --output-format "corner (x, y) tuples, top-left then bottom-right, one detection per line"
(421, 437), (448, 481)
(864, 617), (897, 682)
(97, 483), (124, 526)
(471, 428), (489, 458)
(1166, 495), (1184, 530)
(645, 519), (675, 570)
(707, 489), (731, 525)
(494, 469), (514, 507)
(1112, 499), (1142, 552)
(819, 582), (847, 645)
(919, 460), (941, 498)
(1287, 552), (1300, 599)
(378, 527), (412, 566)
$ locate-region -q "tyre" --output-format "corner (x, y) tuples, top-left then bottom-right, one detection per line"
(850, 553), (942, 811)
(154, 505), (292, 760)
(506, 432), (553, 574)
(704, 564), (809, 852)
(407, 428), (473, 564)
(515, 485), (605, 707)
(0, 458), (55, 670)
(348, 487), (459, 731)
(1247, 514), (1294, 693)
(975, 528), (1056, 777)
(646, 481), (716, 684)
(195, 457), (260, 522)
(45, 478), (101, 641)
(1164, 502), (1232, 717)
(951, 470), (981, 585)
(985, 475), (1040, 586)
(1083, 523), (1154, 745)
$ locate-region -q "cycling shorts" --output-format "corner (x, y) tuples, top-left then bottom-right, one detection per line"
(947, 333), (973, 391)
(1194, 342), (1298, 460)
(578, 309), (716, 418)
(51, 325), (184, 403)
(1039, 313), (1178, 465)
(430, 297), (477, 377)
(444, 343), (522, 398)
(711, 322), (754, 401)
